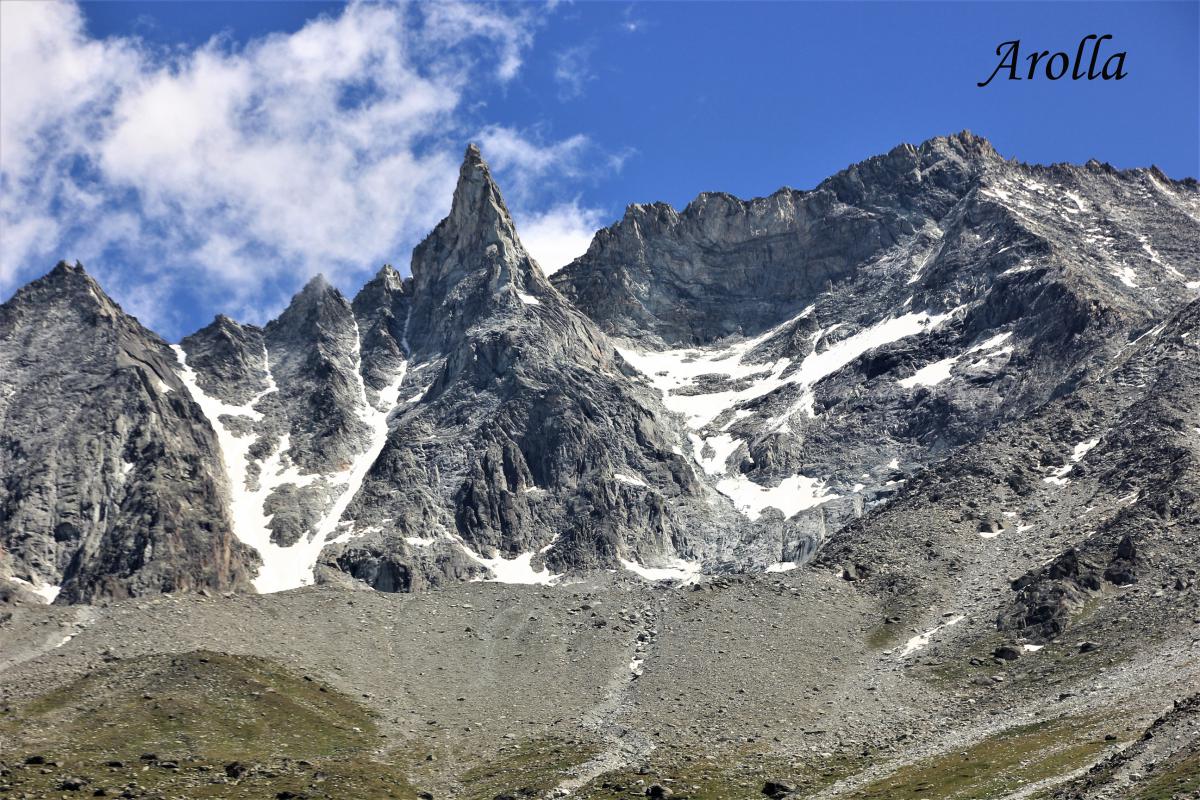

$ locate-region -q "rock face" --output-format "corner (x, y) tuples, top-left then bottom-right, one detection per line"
(817, 295), (1200, 648)
(0, 263), (257, 603)
(326, 145), (748, 590)
(553, 132), (1002, 347)
(554, 130), (1200, 558)
(2, 133), (1198, 603)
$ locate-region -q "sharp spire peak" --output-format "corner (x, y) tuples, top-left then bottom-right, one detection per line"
(302, 273), (332, 292)
(449, 143), (510, 226)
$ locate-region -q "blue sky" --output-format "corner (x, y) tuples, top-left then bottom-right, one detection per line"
(2, 1), (1196, 339)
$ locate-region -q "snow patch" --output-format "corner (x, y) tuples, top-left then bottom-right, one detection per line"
(621, 308), (954, 522)
(517, 291), (541, 306)
(1043, 436), (1100, 486)
(906, 248), (937, 285)
(464, 547), (559, 585)
(173, 339), (407, 593)
(619, 307), (956, 431)
(1072, 438), (1101, 461)
(688, 432), (742, 477)
(899, 356), (957, 389)
(1114, 266), (1139, 288)
(10, 576), (61, 604)
(614, 472), (647, 487)
(899, 615), (965, 658)
(620, 557), (701, 584)
(715, 473), (838, 521)
(899, 332), (1012, 389)
(765, 561), (798, 573)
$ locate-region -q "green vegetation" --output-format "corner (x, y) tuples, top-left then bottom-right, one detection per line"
(574, 747), (866, 800)
(458, 737), (599, 799)
(1127, 751), (1200, 800)
(843, 716), (1112, 800)
(2, 649), (1180, 800)
(0, 650), (417, 799)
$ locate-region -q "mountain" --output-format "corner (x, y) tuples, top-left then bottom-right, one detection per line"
(1, 133), (1197, 605)
(1, 132), (1198, 799)
(324, 145), (747, 591)
(0, 262), (257, 603)
(553, 131), (1200, 562)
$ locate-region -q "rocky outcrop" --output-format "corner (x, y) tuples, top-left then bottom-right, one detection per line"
(0, 262), (257, 603)
(555, 132), (1200, 560)
(818, 297), (1200, 652)
(352, 264), (412, 401)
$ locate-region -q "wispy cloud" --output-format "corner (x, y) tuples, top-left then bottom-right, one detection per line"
(0, 0), (602, 336)
(475, 124), (590, 198)
(553, 43), (595, 100)
(620, 4), (647, 34)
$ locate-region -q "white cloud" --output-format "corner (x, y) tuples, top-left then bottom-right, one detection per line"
(421, 0), (536, 83)
(554, 44), (595, 100)
(516, 201), (606, 275)
(0, 0), (606, 336)
(476, 125), (590, 188)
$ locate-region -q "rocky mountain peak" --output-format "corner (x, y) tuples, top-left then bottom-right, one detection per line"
(451, 145), (516, 245)
(1, 263), (256, 603)
(49, 258), (88, 279)
(372, 263), (404, 290)
(353, 264), (412, 391)
(918, 129), (999, 161)
(8, 260), (120, 320)
(180, 314), (268, 405)
(270, 274), (352, 334)
(191, 313), (257, 351)
(5, 133), (1197, 610)
(296, 272), (336, 300)
(406, 145), (550, 354)
(205, 313), (250, 338)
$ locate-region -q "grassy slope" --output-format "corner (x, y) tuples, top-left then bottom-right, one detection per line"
(0, 651), (415, 799)
(0, 649), (1193, 800)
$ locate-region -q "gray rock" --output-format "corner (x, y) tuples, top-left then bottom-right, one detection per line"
(0, 262), (257, 603)
(993, 645), (1022, 661)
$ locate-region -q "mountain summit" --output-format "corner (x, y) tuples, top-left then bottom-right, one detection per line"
(407, 144), (553, 355)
